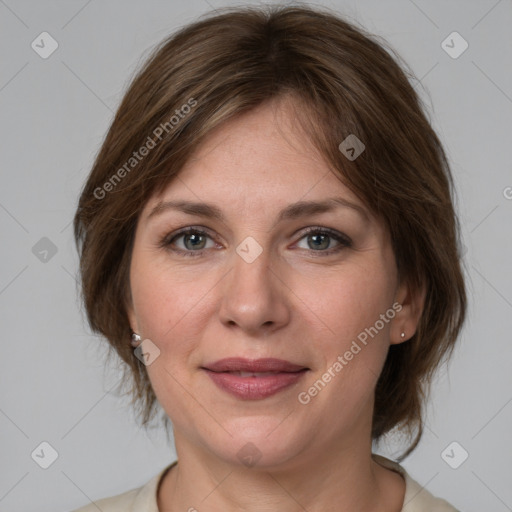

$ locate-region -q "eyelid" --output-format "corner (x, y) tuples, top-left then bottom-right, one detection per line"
(295, 226), (352, 246)
(160, 225), (219, 249)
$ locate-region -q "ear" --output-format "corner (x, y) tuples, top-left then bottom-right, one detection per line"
(125, 287), (140, 335)
(127, 305), (139, 335)
(390, 276), (426, 345)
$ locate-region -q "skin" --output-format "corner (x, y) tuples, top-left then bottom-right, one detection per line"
(127, 96), (425, 512)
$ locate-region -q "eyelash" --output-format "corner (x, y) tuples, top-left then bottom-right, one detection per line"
(159, 226), (352, 258)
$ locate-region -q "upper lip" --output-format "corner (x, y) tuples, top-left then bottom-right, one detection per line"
(202, 358), (307, 373)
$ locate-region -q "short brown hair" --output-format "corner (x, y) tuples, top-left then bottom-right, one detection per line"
(73, 4), (466, 459)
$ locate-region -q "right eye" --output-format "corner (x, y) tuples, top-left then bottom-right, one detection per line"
(160, 227), (218, 257)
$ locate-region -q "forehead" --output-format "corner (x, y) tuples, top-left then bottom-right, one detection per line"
(143, 99), (367, 217)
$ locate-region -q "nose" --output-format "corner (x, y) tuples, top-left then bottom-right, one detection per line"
(218, 245), (291, 336)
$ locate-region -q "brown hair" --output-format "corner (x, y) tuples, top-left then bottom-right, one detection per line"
(73, 4), (466, 460)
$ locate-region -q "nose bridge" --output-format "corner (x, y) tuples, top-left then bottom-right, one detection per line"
(233, 240), (272, 293)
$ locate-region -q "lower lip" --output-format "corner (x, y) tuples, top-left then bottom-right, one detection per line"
(204, 369), (308, 400)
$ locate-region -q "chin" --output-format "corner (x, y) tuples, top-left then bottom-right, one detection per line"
(201, 415), (311, 470)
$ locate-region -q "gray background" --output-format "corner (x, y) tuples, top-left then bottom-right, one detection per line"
(1, 0), (511, 510)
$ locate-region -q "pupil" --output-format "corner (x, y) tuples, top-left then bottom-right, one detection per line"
(185, 233), (205, 250)
(309, 234), (329, 250)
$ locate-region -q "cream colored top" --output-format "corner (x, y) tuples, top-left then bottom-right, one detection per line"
(70, 454), (459, 511)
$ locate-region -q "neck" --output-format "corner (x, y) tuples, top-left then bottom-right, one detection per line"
(158, 434), (405, 512)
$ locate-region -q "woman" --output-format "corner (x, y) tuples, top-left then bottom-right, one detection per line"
(71, 4), (466, 511)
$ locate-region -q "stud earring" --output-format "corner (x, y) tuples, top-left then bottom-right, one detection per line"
(131, 332), (142, 347)
(400, 332), (406, 339)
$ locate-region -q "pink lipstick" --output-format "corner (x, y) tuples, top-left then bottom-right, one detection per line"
(202, 358), (308, 400)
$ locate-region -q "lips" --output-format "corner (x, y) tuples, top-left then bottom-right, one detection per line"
(202, 358), (309, 400)
(204, 357), (307, 373)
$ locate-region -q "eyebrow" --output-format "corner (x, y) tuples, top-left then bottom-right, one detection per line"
(146, 197), (369, 225)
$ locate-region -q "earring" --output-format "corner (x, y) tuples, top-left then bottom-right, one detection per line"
(131, 332), (142, 347)
(400, 332), (406, 339)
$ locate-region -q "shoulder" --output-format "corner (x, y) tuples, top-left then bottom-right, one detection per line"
(69, 462), (176, 512)
(372, 454), (459, 512)
(69, 487), (140, 512)
(401, 476), (459, 512)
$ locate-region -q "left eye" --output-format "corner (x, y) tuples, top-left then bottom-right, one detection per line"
(295, 229), (351, 253)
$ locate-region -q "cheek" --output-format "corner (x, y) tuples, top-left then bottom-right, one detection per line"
(130, 251), (216, 344)
(129, 256), (212, 425)
(295, 261), (395, 351)
(292, 260), (395, 414)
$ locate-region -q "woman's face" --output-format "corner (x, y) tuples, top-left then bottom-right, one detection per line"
(127, 99), (419, 468)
